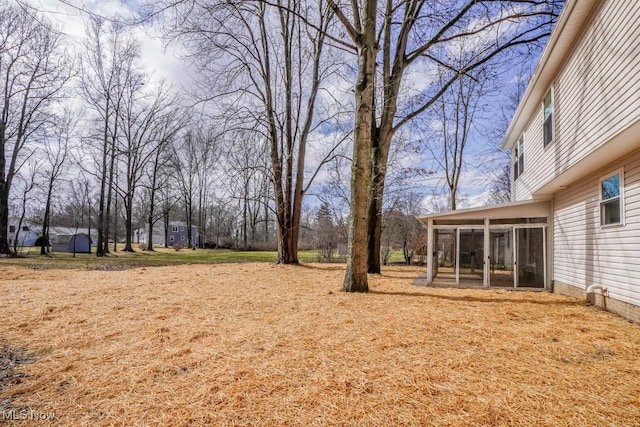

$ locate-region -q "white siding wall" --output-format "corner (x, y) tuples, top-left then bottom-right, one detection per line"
(513, 0), (640, 201)
(512, 115), (543, 201)
(553, 148), (640, 307)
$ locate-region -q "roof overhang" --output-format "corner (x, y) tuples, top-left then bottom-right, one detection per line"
(501, 0), (602, 150)
(419, 199), (551, 224)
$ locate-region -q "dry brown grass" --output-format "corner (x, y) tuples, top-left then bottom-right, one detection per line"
(0, 263), (639, 426)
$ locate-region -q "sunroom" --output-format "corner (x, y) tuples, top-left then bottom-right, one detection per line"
(419, 200), (551, 290)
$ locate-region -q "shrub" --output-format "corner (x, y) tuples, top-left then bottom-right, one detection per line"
(172, 244), (184, 251)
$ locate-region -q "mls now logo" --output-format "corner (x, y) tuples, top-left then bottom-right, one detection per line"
(2, 409), (56, 421)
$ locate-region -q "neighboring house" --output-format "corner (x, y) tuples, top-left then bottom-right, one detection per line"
(134, 223), (167, 247)
(420, 0), (640, 323)
(7, 218), (40, 247)
(167, 222), (199, 247)
(135, 221), (199, 247)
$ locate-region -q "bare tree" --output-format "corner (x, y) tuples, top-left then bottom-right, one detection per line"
(325, 0), (562, 289)
(194, 126), (219, 248)
(142, 109), (185, 251)
(118, 80), (180, 251)
(39, 110), (75, 254)
(224, 134), (270, 249)
(159, 0), (345, 263)
(170, 130), (204, 248)
(0, 3), (71, 255)
(427, 69), (488, 211)
(12, 160), (39, 254)
(485, 66), (531, 204)
(80, 17), (138, 256)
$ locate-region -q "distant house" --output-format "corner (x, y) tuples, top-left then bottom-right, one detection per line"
(134, 223), (167, 247)
(134, 221), (199, 248)
(7, 218), (39, 247)
(167, 222), (199, 247)
(420, 0), (640, 323)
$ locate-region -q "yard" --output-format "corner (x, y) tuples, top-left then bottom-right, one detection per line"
(0, 247), (410, 270)
(0, 262), (639, 426)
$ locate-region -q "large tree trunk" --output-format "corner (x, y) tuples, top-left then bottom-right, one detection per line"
(343, 0), (377, 293)
(0, 118), (9, 255)
(367, 130), (383, 274)
(96, 109), (110, 257)
(163, 212), (169, 248)
(146, 213), (155, 251)
(0, 191), (9, 256)
(0, 141), (10, 255)
(367, 183), (383, 273)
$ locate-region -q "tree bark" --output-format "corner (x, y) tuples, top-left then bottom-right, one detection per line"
(123, 193), (134, 252)
(343, 0), (377, 293)
(41, 179), (54, 255)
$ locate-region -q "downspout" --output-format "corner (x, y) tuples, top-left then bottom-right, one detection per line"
(586, 284), (608, 304)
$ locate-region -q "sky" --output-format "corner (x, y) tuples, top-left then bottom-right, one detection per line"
(19, 0), (539, 216)
(26, 0), (185, 84)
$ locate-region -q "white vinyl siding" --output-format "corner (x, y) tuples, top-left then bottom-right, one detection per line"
(553, 148), (640, 307)
(513, 112), (543, 201)
(513, 0), (640, 198)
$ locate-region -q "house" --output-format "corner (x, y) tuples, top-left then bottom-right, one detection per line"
(134, 221), (199, 247)
(7, 218), (40, 247)
(167, 222), (199, 247)
(420, 0), (640, 323)
(134, 223), (167, 247)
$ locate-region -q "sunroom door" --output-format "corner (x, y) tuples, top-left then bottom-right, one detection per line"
(515, 227), (546, 288)
(488, 228), (514, 287)
(456, 228), (484, 285)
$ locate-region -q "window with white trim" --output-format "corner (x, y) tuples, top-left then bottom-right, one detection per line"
(180, 226), (185, 231)
(543, 89), (554, 146)
(172, 226), (178, 232)
(181, 236), (185, 241)
(169, 235), (175, 242)
(513, 135), (524, 181)
(600, 169), (624, 226)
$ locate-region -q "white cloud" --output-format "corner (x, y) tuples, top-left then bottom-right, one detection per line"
(26, 0), (185, 86)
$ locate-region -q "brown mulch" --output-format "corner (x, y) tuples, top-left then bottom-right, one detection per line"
(0, 263), (639, 426)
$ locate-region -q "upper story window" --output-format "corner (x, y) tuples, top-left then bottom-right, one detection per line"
(513, 135), (525, 181)
(180, 226), (185, 231)
(543, 89), (554, 146)
(600, 169), (624, 226)
(172, 226), (178, 232)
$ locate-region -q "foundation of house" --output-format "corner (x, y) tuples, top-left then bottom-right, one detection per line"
(553, 281), (640, 324)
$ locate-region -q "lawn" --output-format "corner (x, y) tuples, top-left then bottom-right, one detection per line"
(1, 263), (639, 426)
(1, 247), (409, 270)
